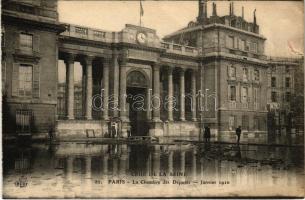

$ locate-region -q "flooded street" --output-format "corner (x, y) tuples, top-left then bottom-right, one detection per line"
(3, 141), (304, 198)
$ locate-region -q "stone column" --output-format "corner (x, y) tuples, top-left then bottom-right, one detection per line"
(192, 149), (197, 179)
(66, 156), (74, 180)
(191, 69), (197, 121)
(167, 67), (174, 121)
(168, 151), (174, 175)
(65, 53), (76, 120)
(85, 156), (92, 179)
(85, 55), (94, 120)
(146, 153), (151, 176)
(179, 68), (186, 121)
(119, 145), (128, 175)
(180, 151), (185, 174)
(152, 146), (160, 176)
(119, 57), (128, 121)
(152, 62), (161, 122)
(102, 58), (110, 120)
(103, 155), (109, 175)
(112, 50), (120, 117)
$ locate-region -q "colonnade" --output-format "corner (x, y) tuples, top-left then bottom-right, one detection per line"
(62, 52), (198, 122)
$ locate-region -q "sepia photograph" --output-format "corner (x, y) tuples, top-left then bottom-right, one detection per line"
(1, 0), (304, 198)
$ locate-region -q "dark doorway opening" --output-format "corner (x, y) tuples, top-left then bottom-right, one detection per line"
(127, 87), (149, 136)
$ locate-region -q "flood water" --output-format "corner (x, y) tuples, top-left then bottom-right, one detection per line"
(3, 141), (304, 198)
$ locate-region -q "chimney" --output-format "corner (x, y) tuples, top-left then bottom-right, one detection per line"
(242, 6), (244, 19)
(231, 2), (234, 16)
(197, 0), (208, 23)
(212, 2), (217, 16)
(253, 9), (257, 25)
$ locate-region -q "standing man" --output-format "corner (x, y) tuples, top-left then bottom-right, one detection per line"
(204, 126), (211, 143)
(236, 126), (242, 145)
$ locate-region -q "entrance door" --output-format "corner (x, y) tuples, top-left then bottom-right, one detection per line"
(127, 87), (149, 136)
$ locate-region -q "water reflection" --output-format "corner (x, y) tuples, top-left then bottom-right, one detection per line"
(3, 142), (304, 198)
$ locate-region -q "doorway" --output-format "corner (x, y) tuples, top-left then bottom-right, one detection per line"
(127, 87), (149, 136)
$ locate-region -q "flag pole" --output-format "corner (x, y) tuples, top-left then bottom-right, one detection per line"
(139, 0), (144, 27)
(139, 0), (141, 26)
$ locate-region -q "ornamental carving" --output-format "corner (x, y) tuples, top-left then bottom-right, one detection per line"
(127, 71), (148, 88)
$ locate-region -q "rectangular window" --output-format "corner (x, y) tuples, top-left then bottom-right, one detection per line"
(252, 42), (258, 53)
(242, 87), (248, 102)
(271, 91), (277, 102)
(285, 66), (290, 73)
(243, 68), (249, 81)
(229, 85), (236, 101)
(240, 39), (246, 51)
(242, 115), (249, 130)
(286, 92), (291, 102)
(229, 66), (236, 77)
(271, 77), (276, 87)
(254, 69), (260, 81)
(285, 77), (290, 88)
(253, 88), (258, 102)
(20, 33), (33, 51)
(229, 116), (235, 131)
(18, 64), (33, 97)
(226, 36), (234, 49)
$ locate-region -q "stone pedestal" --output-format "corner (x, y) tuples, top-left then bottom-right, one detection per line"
(120, 121), (130, 138)
(149, 121), (164, 137)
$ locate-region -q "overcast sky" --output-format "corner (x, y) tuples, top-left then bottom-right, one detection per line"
(57, 1), (304, 82)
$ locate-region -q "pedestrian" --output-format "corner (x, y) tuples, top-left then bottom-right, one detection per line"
(204, 126), (211, 143)
(48, 125), (54, 141)
(236, 126), (242, 145)
(207, 126), (211, 142)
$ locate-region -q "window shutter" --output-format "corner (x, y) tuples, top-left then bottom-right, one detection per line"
(33, 34), (40, 53)
(267, 74), (271, 87)
(12, 63), (19, 97)
(248, 87), (252, 102)
(33, 64), (40, 98)
(236, 84), (240, 102)
(234, 37), (238, 49)
(227, 65), (230, 77)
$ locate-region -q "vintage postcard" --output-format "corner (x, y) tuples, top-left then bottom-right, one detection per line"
(1, 0), (304, 198)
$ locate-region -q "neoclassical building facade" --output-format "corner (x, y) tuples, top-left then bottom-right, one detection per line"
(2, 0), (303, 140)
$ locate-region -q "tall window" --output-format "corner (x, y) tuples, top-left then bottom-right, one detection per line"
(251, 42), (258, 53)
(271, 77), (276, 87)
(254, 69), (260, 81)
(19, 64), (33, 97)
(241, 87), (248, 102)
(229, 116), (235, 131)
(271, 91), (277, 102)
(253, 88), (258, 102)
(20, 33), (33, 51)
(229, 85), (236, 101)
(286, 92), (291, 102)
(243, 68), (249, 81)
(229, 65), (236, 78)
(285, 77), (291, 88)
(240, 40), (246, 51)
(227, 36), (234, 49)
